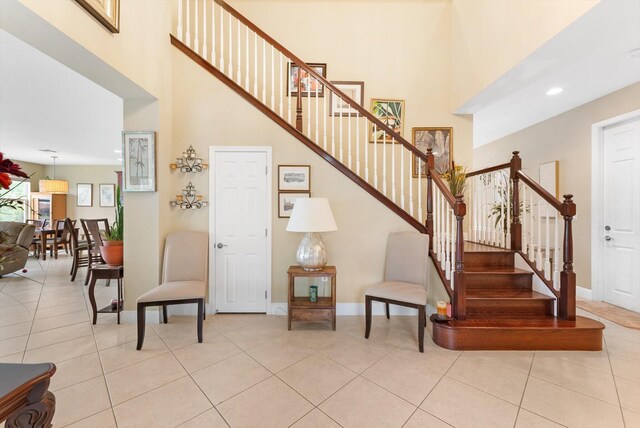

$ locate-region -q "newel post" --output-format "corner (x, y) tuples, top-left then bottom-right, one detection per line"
(295, 69), (303, 132)
(560, 194), (576, 321)
(510, 151), (522, 251)
(453, 195), (466, 320)
(426, 148), (435, 251)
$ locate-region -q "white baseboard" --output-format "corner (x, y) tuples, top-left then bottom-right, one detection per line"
(576, 286), (593, 300)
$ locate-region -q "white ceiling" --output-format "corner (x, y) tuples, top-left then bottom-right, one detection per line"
(458, 0), (640, 148)
(0, 29), (123, 165)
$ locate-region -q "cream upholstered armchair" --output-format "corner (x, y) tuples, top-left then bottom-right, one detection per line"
(364, 231), (429, 352)
(136, 231), (208, 350)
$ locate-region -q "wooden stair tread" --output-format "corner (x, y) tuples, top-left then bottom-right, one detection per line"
(466, 289), (554, 300)
(464, 266), (532, 274)
(464, 242), (512, 253)
(433, 315), (603, 329)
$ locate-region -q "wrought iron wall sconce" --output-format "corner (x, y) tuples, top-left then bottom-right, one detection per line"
(170, 182), (208, 210)
(170, 145), (208, 172)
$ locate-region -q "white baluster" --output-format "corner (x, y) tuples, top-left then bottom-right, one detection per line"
(436, 188), (441, 261)
(364, 117), (369, 183)
(331, 106), (335, 156)
(373, 124), (378, 190)
(382, 131), (387, 196)
(202, 0), (207, 60)
(348, 112), (352, 169)
(227, 11), (232, 77)
(544, 201), (551, 279)
(237, 20), (241, 83)
(306, 76), (310, 137)
(185, 0), (191, 48)
(245, 26), (249, 90)
(262, 39), (266, 103)
(270, 46), (275, 110)
(315, 78), (319, 143)
(356, 113), (360, 175)
(529, 185), (535, 261)
(253, 34), (257, 97)
(499, 173), (505, 247)
(219, 9), (224, 72)
(193, 0), (199, 54)
(287, 59), (291, 124)
(440, 192), (446, 266)
(211, 1), (216, 67)
(339, 107), (343, 162)
(391, 139), (396, 203)
(553, 209), (560, 289)
(323, 91), (327, 150)
(408, 152), (413, 216)
(177, 0), (183, 42)
(417, 167), (422, 223)
(522, 183), (526, 253)
(451, 206), (456, 287)
(536, 195), (543, 270)
(506, 175), (511, 249)
(444, 201), (450, 275)
(279, 52), (283, 115)
(400, 141), (404, 209)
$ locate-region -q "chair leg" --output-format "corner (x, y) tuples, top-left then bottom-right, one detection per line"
(364, 295), (372, 339)
(197, 299), (204, 343)
(162, 305), (168, 324)
(136, 303), (146, 350)
(418, 306), (426, 353)
(203, 305), (206, 321)
(385, 302), (390, 319)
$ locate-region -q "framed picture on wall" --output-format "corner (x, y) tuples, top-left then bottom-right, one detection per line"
(279, 192), (310, 218)
(370, 99), (405, 143)
(412, 127), (453, 177)
(77, 183), (93, 207)
(278, 165), (310, 192)
(287, 63), (327, 97)
(330, 81), (364, 117)
(123, 131), (156, 192)
(99, 184), (116, 207)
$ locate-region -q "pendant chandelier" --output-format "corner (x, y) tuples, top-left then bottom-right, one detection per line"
(39, 156), (69, 194)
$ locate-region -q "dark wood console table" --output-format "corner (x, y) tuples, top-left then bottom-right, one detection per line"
(88, 265), (124, 324)
(287, 265), (336, 330)
(0, 362), (56, 427)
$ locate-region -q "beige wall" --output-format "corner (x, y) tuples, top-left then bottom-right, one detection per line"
(474, 82), (640, 289)
(42, 165), (120, 224)
(11, 159), (46, 191)
(451, 0), (598, 110)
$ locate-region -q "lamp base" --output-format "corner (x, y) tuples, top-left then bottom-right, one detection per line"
(296, 232), (328, 271)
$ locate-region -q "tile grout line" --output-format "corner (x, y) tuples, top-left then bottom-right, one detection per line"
(604, 335), (629, 428)
(20, 258), (50, 362)
(511, 351), (537, 428)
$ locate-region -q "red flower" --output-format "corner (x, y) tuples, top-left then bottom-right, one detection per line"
(0, 153), (29, 189)
(0, 172), (11, 190)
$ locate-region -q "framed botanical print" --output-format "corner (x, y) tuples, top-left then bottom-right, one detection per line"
(77, 183), (93, 207)
(75, 0), (120, 33)
(330, 81), (364, 117)
(370, 99), (405, 143)
(123, 131), (156, 192)
(287, 63), (327, 97)
(99, 184), (116, 207)
(278, 192), (310, 218)
(412, 127), (453, 177)
(278, 165), (310, 192)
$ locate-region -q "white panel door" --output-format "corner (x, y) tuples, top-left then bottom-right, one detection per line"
(603, 119), (640, 312)
(214, 150), (268, 313)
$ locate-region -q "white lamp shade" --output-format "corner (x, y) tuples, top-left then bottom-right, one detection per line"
(38, 179), (69, 194)
(286, 198), (338, 232)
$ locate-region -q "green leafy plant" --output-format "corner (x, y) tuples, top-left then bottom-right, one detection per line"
(104, 186), (123, 241)
(442, 165), (468, 196)
(489, 178), (530, 230)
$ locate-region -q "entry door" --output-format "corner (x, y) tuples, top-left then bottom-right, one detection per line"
(213, 150), (269, 313)
(603, 119), (640, 312)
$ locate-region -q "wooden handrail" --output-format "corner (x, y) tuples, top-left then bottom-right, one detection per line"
(212, 0), (429, 162)
(517, 171), (563, 212)
(466, 162), (510, 178)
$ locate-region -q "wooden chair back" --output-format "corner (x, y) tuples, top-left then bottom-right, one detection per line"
(80, 218), (110, 258)
(26, 219), (46, 230)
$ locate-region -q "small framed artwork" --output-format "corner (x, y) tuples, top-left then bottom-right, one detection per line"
(279, 192), (310, 218)
(99, 184), (116, 207)
(278, 165), (310, 192)
(370, 99), (405, 143)
(123, 131), (156, 192)
(75, 0), (120, 33)
(330, 81), (364, 117)
(77, 183), (93, 207)
(412, 127), (453, 177)
(287, 63), (327, 97)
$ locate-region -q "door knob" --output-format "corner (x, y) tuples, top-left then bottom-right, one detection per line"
(605, 236), (612, 241)
(605, 225), (611, 231)
(216, 243), (228, 249)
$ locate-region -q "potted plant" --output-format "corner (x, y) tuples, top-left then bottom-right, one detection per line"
(100, 186), (123, 265)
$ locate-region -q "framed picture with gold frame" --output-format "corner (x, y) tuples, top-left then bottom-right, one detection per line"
(369, 99), (405, 143)
(411, 127), (453, 177)
(75, 0), (120, 33)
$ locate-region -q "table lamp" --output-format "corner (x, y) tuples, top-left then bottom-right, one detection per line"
(286, 198), (338, 271)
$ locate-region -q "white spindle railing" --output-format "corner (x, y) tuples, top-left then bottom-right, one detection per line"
(466, 168), (511, 250)
(176, 0), (442, 231)
(432, 183), (456, 288)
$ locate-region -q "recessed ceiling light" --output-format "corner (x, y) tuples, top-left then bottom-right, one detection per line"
(114, 150), (122, 153)
(546, 87), (563, 96)
(628, 48), (640, 59)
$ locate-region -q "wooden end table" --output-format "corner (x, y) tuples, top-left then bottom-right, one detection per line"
(287, 265), (336, 330)
(88, 265), (124, 324)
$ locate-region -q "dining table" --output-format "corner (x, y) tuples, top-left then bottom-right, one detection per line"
(34, 229), (56, 261)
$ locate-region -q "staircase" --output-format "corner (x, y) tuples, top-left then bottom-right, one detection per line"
(172, 0), (604, 350)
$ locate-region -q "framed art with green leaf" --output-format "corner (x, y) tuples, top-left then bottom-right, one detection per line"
(123, 131), (156, 192)
(369, 99), (404, 143)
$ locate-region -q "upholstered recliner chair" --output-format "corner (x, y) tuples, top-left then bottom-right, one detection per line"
(364, 231), (429, 352)
(0, 222), (36, 276)
(136, 231), (208, 350)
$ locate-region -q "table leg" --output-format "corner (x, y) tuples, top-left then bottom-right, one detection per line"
(88, 271), (98, 324)
(117, 278), (122, 325)
(41, 231), (47, 261)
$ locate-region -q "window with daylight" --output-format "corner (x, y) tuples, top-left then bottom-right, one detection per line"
(0, 178), (31, 223)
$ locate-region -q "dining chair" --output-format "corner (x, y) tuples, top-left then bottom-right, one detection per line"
(136, 231), (208, 350)
(40, 220), (69, 259)
(80, 219), (110, 285)
(364, 231), (429, 352)
(26, 219), (45, 258)
(66, 218), (89, 281)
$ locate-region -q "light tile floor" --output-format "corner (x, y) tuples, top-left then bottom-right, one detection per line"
(1, 255), (640, 427)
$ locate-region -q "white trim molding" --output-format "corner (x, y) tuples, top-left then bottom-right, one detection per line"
(591, 109), (640, 303)
(576, 286), (593, 301)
